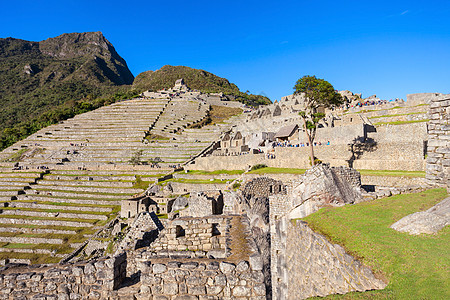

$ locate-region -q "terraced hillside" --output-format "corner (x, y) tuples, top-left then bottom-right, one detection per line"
(0, 95), (242, 264)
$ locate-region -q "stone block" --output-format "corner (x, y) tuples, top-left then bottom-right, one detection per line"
(206, 285), (223, 295)
(232, 286), (251, 297)
(236, 261), (249, 272)
(163, 282), (178, 295)
(173, 296), (198, 300)
(249, 254), (263, 271)
(153, 264), (167, 274)
(219, 262), (235, 274)
(253, 283), (266, 296)
(188, 285), (206, 295)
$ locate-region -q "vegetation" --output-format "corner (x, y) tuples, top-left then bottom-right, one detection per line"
(373, 119), (429, 126)
(294, 75), (343, 166)
(358, 169), (426, 178)
(133, 65), (271, 107)
(0, 33), (139, 151)
(368, 111), (426, 119)
(183, 169), (245, 175)
(209, 105), (243, 124)
(302, 188), (449, 299)
(250, 164), (268, 171)
(247, 167), (306, 174)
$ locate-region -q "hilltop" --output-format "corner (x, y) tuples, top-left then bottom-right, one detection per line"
(133, 65), (271, 106)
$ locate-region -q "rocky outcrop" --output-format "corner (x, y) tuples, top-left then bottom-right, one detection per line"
(391, 197), (450, 235)
(288, 164), (362, 219)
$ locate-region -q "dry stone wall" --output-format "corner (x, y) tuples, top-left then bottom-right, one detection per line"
(137, 260), (266, 299)
(0, 253), (126, 299)
(426, 94), (450, 189)
(286, 221), (386, 299)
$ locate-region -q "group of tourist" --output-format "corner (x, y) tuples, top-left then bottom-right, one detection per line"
(272, 141), (331, 148)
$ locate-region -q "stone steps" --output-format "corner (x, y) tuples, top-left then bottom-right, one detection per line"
(0, 248), (66, 258)
(29, 183), (142, 194)
(24, 189), (131, 200)
(0, 226), (77, 235)
(16, 194), (121, 206)
(37, 179), (134, 188)
(8, 201), (113, 212)
(0, 235), (64, 245)
(0, 216), (95, 227)
(0, 209), (108, 220)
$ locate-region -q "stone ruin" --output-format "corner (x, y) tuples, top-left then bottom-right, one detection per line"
(0, 164), (389, 299)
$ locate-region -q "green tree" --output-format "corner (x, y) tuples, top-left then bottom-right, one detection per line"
(294, 75), (343, 166)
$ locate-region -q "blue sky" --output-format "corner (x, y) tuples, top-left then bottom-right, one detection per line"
(1, 0), (449, 101)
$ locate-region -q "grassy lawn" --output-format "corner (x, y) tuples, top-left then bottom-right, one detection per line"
(171, 178), (229, 184)
(373, 119), (429, 126)
(358, 169), (426, 178)
(302, 188), (449, 299)
(247, 167), (307, 174)
(368, 111), (426, 119)
(183, 169), (245, 175)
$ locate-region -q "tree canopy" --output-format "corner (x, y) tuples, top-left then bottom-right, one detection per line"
(294, 75), (343, 166)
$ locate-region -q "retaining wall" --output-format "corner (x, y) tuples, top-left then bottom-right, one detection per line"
(426, 94), (450, 189)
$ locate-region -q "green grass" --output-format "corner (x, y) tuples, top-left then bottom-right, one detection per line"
(302, 188), (449, 299)
(183, 169), (245, 175)
(171, 178), (229, 184)
(373, 119), (429, 126)
(247, 167), (307, 174)
(368, 111), (426, 119)
(358, 169), (426, 178)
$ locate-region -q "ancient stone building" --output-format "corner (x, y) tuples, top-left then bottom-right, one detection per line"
(121, 196), (157, 218)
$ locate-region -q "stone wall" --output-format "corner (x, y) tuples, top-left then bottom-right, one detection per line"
(426, 94), (450, 189)
(136, 260), (266, 299)
(0, 252), (126, 299)
(285, 221), (386, 299)
(148, 216), (229, 254)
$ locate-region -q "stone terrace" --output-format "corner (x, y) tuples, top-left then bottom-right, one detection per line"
(0, 94), (242, 263)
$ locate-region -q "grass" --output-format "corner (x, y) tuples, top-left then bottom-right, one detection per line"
(247, 167), (307, 174)
(302, 188), (449, 299)
(358, 169), (426, 178)
(209, 105), (243, 124)
(373, 119), (429, 126)
(171, 178), (229, 184)
(368, 111), (426, 119)
(182, 169), (245, 175)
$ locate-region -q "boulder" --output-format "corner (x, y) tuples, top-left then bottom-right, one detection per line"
(391, 197), (450, 234)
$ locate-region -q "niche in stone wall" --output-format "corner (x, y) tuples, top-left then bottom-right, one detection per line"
(176, 225), (185, 238)
(212, 194), (224, 215)
(423, 140), (428, 158)
(212, 223), (221, 236)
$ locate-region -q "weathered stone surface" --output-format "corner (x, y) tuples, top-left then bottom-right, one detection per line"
(289, 164), (362, 219)
(219, 262), (235, 274)
(286, 221), (386, 299)
(391, 197), (450, 234)
(153, 264), (167, 274)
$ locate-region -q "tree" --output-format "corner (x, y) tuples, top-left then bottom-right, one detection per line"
(294, 75), (343, 166)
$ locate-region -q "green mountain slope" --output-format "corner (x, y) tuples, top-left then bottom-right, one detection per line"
(0, 32), (136, 150)
(133, 65), (271, 106)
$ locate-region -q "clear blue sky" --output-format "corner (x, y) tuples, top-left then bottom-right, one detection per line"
(1, 0), (449, 101)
